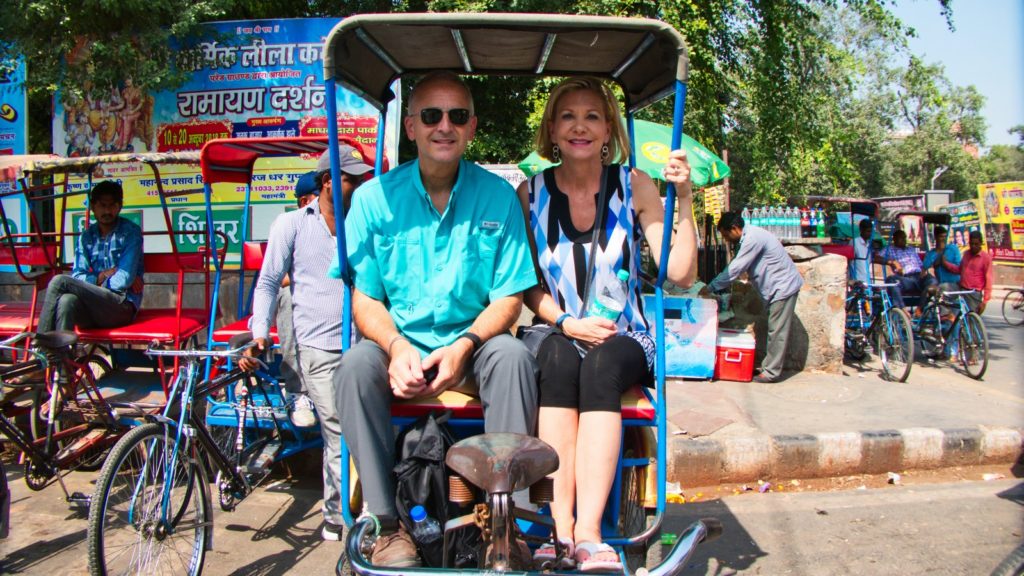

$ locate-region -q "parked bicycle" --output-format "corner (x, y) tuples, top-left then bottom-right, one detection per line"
(845, 281), (914, 382)
(913, 288), (989, 379)
(1002, 286), (1024, 326)
(86, 333), (297, 575)
(0, 330), (123, 504)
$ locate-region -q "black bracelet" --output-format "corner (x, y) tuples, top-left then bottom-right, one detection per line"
(457, 332), (482, 351)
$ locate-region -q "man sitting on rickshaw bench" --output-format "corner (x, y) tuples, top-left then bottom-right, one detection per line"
(38, 180), (144, 335)
(873, 228), (936, 310)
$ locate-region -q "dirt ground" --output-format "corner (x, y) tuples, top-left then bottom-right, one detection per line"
(678, 462), (1019, 503)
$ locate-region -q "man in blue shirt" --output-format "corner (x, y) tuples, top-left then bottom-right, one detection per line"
(922, 225), (961, 290)
(38, 180), (143, 333)
(706, 211), (804, 383)
(337, 71), (539, 567)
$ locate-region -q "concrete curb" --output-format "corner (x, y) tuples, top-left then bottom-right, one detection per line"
(667, 426), (1024, 486)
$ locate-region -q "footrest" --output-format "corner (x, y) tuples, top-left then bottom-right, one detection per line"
(243, 438), (282, 476)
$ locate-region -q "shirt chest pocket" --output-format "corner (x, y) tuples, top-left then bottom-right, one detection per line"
(374, 232), (422, 302)
(458, 229), (500, 292)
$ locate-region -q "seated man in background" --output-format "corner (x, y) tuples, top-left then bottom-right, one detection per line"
(38, 180), (143, 333)
(874, 229), (936, 310)
(922, 225), (961, 292)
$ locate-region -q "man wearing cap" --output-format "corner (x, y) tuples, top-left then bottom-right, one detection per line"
(336, 71), (538, 567)
(294, 170), (319, 209)
(38, 180), (144, 333)
(240, 145), (373, 540)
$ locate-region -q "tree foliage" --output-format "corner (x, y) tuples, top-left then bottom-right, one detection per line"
(5, 0), (1013, 202)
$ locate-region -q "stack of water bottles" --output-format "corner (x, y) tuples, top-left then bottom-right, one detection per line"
(741, 206), (828, 240)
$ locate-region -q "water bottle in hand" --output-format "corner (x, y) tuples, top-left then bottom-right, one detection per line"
(409, 505), (442, 546)
(589, 269), (630, 321)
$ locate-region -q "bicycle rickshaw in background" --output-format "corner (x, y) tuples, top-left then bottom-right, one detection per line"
(890, 211), (989, 380)
(802, 197), (914, 381)
(1003, 285), (1024, 326)
(321, 13), (719, 575)
(0, 152), (224, 522)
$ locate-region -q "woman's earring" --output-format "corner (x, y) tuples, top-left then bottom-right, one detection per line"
(601, 144), (610, 163)
(552, 144), (561, 162)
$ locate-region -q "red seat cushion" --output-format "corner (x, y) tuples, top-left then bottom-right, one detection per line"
(76, 308), (209, 343)
(211, 316), (279, 344)
(0, 302), (37, 335)
(822, 244), (855, 261)
(391, 385), (654, 421)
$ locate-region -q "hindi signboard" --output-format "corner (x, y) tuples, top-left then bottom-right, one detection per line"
(978, 181), (1024, 265)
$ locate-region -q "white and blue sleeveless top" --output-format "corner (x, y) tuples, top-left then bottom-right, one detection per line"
(527, 165), (656, 370)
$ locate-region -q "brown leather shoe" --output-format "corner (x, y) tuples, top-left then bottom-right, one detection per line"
(370, 528), (421, 568)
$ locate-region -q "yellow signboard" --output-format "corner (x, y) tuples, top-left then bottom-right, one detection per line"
(978, 181), (1024, 265)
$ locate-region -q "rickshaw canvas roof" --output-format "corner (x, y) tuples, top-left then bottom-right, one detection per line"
(0, 155), (61, 183)
(324, 13), (689, 113)
(805, 196), (879, 218)
(891, 210), (952, 225)
(200, 137), (329, 185)
(25, 152), (201, 177)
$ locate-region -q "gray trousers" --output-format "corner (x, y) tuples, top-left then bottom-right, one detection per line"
(762, 292), (799, 380)
(335, 334), (538, 518)
(272, 289), (304, 394)
(38, 275), (136, 333)
(298, 344), (344, 525)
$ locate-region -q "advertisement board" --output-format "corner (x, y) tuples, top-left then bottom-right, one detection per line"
(873, 194), (925, 245)
(978, 181), (1024, 265)
(938, 199), (983, 249)
(51, 17), (400, 265)
(0, 53), (29, 272)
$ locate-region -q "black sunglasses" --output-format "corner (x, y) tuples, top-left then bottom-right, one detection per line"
(417, 107), (471, 126)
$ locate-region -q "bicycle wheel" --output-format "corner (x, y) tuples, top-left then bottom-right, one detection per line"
(1002, 290), (1024, 326)
(876, 307), (913, 382)
(957, 312), (988, 380)
(619, 431), (657, 573)
(88, 422), (211, 576)
(30, 354), (113, 472)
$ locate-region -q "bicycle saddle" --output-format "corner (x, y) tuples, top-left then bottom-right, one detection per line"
(446, 432), (558, 495)
(33, 330), (78, 350)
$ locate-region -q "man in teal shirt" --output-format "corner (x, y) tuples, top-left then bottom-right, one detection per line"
(922, 225), (962, 289)
(335, 71), (538, 567)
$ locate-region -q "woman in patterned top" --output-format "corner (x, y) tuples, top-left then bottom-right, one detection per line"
(516, 77), (698, 572)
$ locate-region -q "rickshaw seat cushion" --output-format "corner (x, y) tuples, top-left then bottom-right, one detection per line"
(390, 385), (654, 421)
(211, 317), (279, 344)
(0, 302), (36, 336)
(75, 308), (208, 343)
(822, 244), (854, 261)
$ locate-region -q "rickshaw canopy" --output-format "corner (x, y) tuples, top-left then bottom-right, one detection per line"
(805, 195), (880, 219)
(0, 155), (61, 184)
(22, 151), (201, 178)
(200, 137), (329, 185)
(891, 210), (952, 226)
(323, 13), (689, 113)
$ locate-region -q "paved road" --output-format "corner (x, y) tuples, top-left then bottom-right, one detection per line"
(3, 465), (1021, 575)
(671, 477), (1023, 576)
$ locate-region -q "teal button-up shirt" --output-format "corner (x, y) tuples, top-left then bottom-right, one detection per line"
(344, 159), (536, 355)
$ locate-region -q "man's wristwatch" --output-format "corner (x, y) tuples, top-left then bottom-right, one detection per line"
(555, 313), (572, 330)
(457, 332), (482, 351)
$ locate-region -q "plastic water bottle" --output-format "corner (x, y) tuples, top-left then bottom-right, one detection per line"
(785, 206), (795, 238)
(589, 269), (630, 321)
(766, 206), (777, 236)
(409, 505), (442, 546)
(741, 206), (750, 225)
(751, 207), (762, 228)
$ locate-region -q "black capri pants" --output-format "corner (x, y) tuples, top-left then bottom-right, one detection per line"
(536, 333), (651, 413)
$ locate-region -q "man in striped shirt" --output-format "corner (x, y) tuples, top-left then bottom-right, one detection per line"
(240, 145), (374, 541)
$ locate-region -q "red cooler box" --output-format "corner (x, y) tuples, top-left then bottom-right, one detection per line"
(715, 329), (756, 382)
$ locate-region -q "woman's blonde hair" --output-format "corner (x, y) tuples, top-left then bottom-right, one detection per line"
(534, 76), (630, 166)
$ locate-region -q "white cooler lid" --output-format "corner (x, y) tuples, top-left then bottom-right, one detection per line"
(716, 329), (755, 349)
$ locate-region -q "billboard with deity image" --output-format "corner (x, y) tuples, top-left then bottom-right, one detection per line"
(50, 17), (400, 265)
(977, 181), (1024, 265)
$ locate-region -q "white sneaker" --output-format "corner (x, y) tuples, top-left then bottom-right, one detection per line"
(289, 393), (317, 428)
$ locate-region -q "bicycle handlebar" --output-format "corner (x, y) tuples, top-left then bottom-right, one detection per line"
(146, 341), (266, 369)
